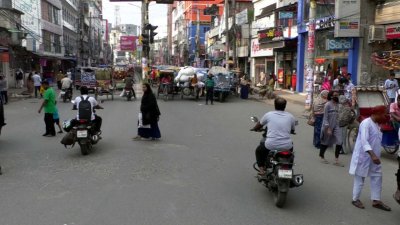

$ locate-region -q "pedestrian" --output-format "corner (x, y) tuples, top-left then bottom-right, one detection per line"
(16, 68), (24, 89)
(26, 72), (34, 95)
(32, 72), (42, 98)
(205, 73), (215, 105)
(349, 105), (391, 211)
(319, 91), (345, 166)
(56, 70), (64, 90)
(312, 90), (329, 148)
(38, 81), (56, 137)
(384, 71), (399, 104)
(0, 75), (8, 104)
(388, 95), (400, 204)
(53, 106), (63, 134)
(133, 83), (161, 140)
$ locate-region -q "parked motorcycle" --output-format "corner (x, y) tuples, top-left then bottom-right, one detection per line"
(250, 116), (303, 208)
(62, 101), (102, 155)
(61, 88), (72, 103)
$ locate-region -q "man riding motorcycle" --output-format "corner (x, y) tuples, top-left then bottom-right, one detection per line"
(120, 73), (136, 99)
(73, 86), (103, 133)
(251, 97), (296, 175)
(61, 74), (73, 95)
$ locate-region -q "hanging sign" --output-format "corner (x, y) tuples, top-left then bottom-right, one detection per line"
(386, 23), (400, 39)
(279, 12), (293, 19)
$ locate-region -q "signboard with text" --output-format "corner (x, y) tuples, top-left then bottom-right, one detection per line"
(250, 39), (273, 57)
(257, 27), (284, 43)
(334, 0), (361, 37)
(326, 38), (353, 50)
(386, 23), (400, 39)
(120, 36), (137, 51)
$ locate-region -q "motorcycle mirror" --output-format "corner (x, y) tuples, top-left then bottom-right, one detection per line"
(250, 116), (259, 123)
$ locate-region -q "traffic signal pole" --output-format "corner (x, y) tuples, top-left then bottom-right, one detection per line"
(141, 0), (149, 80)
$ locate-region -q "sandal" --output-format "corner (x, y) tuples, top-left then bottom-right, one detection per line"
(351, 200), (365, 209)
(333, 162), (345, 167)
(372, 202), (391, 211)
(320, 159), (329, 164)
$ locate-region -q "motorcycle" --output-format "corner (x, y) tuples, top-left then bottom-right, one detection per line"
(124, 88), (135, 101)
(60, 88), (72, 103)
(250, 116), (303, 208)
(62, 101), (102, 155)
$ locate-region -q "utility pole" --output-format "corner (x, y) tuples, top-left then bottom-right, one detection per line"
(196, 8), (200, 67)
(232, 0), (236, 69)
(141, 0), (149, 80)
(305, 0), (317, 110)
(89, 12), (92, 67)
(224, 0), (229, 70)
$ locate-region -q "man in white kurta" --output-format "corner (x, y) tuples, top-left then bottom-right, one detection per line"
(349, 106), (391, 211)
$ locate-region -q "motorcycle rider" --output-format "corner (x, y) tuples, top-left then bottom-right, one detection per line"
(73, 86), (103, 133)
(61, 74), (73, 95)
(251, 97), (296, 175)
(120, 73), (136, 99)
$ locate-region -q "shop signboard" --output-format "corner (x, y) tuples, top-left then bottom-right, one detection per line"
(325, 38), (353, 50)
(120, 36), (137, 51)
(258, 27), (284, 43)
(334, 0), (361, 37)
(385, 23), (400, 39)
(236, 9), (248, 26)
(251, 39), (273, 57)
(279, 12), (293, 19)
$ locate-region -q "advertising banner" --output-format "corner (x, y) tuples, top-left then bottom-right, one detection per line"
(120, 36), (137, 51)
(334, 0), (361, 37)
(386, 23), (400, 39)
(250, 39), (273, 57)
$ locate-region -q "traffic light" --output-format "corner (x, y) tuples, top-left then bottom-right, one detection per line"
(144, 24), (158, 44)
(141, 33), (150, 46)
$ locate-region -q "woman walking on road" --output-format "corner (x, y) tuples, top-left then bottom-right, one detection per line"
(133, 83), (161, 140)
(319, 91), (345, 166)
(312, 90), (329, 149)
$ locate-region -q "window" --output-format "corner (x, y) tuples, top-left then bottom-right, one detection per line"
(53, 7), (59, 25)
(54, 35), (61, 53)
(43, 31), (51, 52)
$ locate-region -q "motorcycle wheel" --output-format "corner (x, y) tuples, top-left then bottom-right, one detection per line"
(80, 144), (90, 155)
(274, 191), (287, 208)
(383, 145), (399, 154)
(63, 94), (67, 103)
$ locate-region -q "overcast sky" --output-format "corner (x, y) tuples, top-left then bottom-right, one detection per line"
(102, 0), (168, 38)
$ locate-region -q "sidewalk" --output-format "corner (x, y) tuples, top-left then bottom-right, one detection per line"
(7, 88), (33, 102)
(251, 87), (306, 106)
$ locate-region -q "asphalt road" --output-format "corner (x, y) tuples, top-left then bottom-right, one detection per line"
(0, 89), (399, 225)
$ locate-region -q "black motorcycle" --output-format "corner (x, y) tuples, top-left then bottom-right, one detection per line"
(61, 88), (72, 103)
(250, 116), (303, 208)
(62, 101), (102, 155)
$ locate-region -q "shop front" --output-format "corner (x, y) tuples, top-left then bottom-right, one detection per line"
(250, 38), (274, 85)
(274, 39), (298, 91)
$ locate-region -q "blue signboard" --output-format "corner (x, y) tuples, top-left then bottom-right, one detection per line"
(279, 12), (294, 19)
(325, 38), (353, 50)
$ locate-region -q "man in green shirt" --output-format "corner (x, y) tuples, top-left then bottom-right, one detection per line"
(205, 73), (215, 105)
(38, 81), (56, 136)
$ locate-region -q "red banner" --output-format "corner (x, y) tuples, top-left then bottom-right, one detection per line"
(120, 36), (137, 51)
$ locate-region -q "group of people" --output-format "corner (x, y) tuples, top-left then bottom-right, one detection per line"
(310, 71), (400, 211)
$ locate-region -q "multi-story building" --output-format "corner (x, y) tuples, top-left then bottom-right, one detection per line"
(61, 0), (79, 70)
(109, 24), (139, 65)
(171, 1), (223, 67)
(0, 0), (26, 87)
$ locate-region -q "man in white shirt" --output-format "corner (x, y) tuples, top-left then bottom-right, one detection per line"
(61, 74), (73, 97)
(384, 72), (399, 103)
(349, 105), (391, 211)
(251, 98), (296, 174)
(32, 72), (42, 98)
(73, 86), (103, 133)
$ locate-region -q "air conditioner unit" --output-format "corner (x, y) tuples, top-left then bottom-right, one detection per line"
(368, 25), (386, 43)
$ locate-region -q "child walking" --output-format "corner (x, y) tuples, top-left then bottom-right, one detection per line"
(53, 106), (63, 134)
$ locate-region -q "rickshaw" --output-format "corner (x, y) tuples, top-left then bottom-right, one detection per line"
(157, 69), (177, 101)
(345, 86), (398, 154)
(94, 66), (114, 100)
(209, 66), (233, 102)
(175, 67), (204, 100)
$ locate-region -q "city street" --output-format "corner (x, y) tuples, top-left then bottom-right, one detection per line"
(0, 90), (399, 225)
